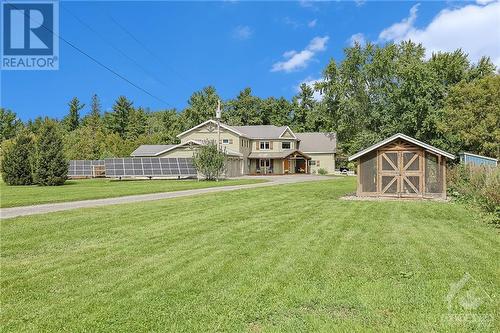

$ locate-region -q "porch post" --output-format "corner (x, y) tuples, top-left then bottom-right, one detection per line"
(305, 159), (308, 174)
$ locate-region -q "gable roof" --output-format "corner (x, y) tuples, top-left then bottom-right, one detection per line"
(296, 132), (336, 153)
(131, 140), (243, 158)
(230, 125), (298, 140)
(176, 119), (247, 138)
(130, 145), (175, 157)
(348, 133), (456, 161)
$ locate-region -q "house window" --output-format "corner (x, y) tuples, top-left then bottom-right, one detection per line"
(260, 159), (270, 167)
(309, 160), (316, 166)
(282, 141), (291, 150)
(222, 139), (233, 145)
(260, 141), (270, 150)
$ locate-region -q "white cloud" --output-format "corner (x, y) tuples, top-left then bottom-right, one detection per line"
(308, 36), (329, 51)
(349, 33), (366, 46)
(232, 25), (253, 40)
(476, 0), (496, 5)
(271, 36), (329, 72)
(308, 19), (317, 28)
(296, 77), (324, 101)
(355, 0), (366, 7)
(378, 2), (500, 66)
(379, 4), (419, 42)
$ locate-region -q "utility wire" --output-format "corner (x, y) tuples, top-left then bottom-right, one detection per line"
(108, 14), (192, 90)
(61, 4), (175, 107)
(8, 3), (171, 105)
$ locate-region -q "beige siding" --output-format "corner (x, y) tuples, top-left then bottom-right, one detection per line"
(306, 153), (336, 174)
(180, 125), (241, 153)
(252, 140), (297, 152)
(157, 147), (196, 158)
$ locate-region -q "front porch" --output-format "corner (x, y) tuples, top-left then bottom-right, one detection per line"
(248, 151), (311, 175)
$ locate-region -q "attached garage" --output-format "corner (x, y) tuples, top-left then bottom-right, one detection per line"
(349, 133), (455, 199)
(131, 140), (244, 178)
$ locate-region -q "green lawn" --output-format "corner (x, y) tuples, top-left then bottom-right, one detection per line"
(0, 178), (265, 208)
(1, 178), (498, 332)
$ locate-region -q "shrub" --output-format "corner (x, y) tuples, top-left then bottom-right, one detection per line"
(193, 142), (226, 180)
(1, 129), (35, 185)
(447, 164), (499, 223)
(33, 120), (68, 186)
(317, 168), (328, 175)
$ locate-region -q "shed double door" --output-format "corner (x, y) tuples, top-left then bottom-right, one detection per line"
(379, 150), (422, 196)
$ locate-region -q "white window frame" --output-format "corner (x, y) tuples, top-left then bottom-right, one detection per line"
(222, 139), (229, 145)
(260, 141), (270, 150)
(309, 160), (316, 166)
(282, 141), (291, 150)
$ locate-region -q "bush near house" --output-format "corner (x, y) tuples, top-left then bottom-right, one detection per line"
(317, 168), (328, 175)
(447, 164), (499, 224)
(193, 142), (226, 180)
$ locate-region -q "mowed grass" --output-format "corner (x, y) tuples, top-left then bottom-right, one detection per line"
(0, 178), (265, 208)
(1, 178), (499, 332)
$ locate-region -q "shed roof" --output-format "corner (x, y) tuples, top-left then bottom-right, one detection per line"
(348, 133), (456, 161)
(459, 152), (498, 162)
(296, 132), (336, 153)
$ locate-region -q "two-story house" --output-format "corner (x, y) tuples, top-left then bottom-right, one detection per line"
(131, 119), (336, 176)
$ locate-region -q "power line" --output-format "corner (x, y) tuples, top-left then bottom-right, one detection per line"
(61, 4), (175, 106)
(108, 15), (192, 90)
(8, 3), (171, 106)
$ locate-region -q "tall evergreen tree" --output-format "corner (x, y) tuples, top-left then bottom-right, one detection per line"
(33, 119), (67, 186)
(182, 86), (220, 129)
(1, 129), (35, 185)
(226, 87), (262, 125)
(65, 97), (85, 131)
(84, 94), (102, 131)
(293, 83), (315, 132)
(106, 96), (134, 138)
(0, 108), (23, 143)
(126, 107), (147, 139)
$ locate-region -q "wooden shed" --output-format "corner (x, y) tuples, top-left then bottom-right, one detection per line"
(348, 134), (455, 199)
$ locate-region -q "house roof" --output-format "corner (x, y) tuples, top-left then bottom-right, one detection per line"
(130, 145), (175, 157)
(176, 120), (248, 138)
(248, 150), (310, 159)
(177, 119), (300, 140)
(230, 125), (298, 140)
(348, 133), (456, 161)
(131, 140), (243, 158)
(296, 132), (337, 153)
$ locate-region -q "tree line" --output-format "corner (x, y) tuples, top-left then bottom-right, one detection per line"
(1, 41), (499, 167)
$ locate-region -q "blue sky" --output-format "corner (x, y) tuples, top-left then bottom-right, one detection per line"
(1, 0), (499, 120)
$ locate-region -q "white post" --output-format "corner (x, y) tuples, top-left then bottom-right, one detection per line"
(216, 100), (221, 152)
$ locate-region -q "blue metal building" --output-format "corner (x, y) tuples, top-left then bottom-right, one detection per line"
(459, 152), (498, 167)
